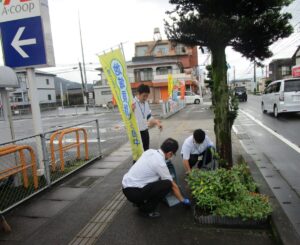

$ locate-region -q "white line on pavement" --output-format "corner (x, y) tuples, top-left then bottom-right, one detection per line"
(240, 109), (300, 155)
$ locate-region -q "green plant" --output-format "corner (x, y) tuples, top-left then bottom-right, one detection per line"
(187, 164), (272, 221)
(232, 163), (258, 192)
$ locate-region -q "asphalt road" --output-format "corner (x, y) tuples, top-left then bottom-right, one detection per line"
(235, 94), (300, 195)
(239, 94), (300, 147)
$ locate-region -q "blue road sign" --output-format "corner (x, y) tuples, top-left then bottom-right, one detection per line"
(0, 16), (46, 68)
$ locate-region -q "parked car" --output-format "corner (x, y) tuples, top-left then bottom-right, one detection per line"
(177, 91), (203, 104)
(261, 78), (300, 117)
(234, 86), (247, 102)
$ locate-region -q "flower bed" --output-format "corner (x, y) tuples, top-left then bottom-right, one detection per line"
(187, 163), (272, 227)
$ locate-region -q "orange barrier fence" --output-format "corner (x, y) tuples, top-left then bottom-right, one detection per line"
(0, 145), (38, 189)
(50, 128), (89, 172)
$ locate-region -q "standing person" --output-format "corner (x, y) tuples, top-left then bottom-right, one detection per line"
(122, 138), (190, 218)
(181, 129), (214, 174)
(133, 84), (162, 151)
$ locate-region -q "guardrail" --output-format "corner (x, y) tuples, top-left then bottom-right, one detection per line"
(0, 119), (104, 215)
(50, 128), (89, 172)
(0, 145), (38, 190)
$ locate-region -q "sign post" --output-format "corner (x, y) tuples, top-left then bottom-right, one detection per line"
(0, 0), (55, 174)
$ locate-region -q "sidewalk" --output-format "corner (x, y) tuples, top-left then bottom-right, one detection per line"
(0, 103), (296, 244)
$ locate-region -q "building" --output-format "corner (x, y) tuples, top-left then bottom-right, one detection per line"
(54, 77), (94, 106)
(127, 39), (199, 103)
(268, 58), (293, 81)
(94, 85), (112, 106)
(10, 71), (56, 108)
(292, 46), (300, 77)
(230, 79), (252, 91)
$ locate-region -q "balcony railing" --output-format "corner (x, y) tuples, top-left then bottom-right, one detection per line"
(127, 73), (195, 83)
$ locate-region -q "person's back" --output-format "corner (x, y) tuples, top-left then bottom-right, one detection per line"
(122, 149), (170, 188)
(122, 138), (191, 218)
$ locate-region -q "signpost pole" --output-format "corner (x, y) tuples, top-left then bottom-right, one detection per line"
(27, 68), (44, 174)
(0, 90), (15, 141)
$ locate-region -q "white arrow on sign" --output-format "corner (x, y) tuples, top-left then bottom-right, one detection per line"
(11, 26), (37, 58)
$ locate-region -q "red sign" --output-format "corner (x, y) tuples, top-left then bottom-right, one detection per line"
(292, 65), (300, 77)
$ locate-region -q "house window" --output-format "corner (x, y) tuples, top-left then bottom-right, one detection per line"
(48, 94), (52, 101)
(175, 44), (186, 54)
(46, 79), (50, 85)
(134, 68), (153, 82)
(154, 44), (169, 55)
(156, 66), (172, 75)
(101, 90), (112, 95)
(281, 66), (291, 76)
(136, 46), (148, 56)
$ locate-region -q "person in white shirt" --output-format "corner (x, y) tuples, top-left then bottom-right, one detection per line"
(181, 129), (214, 173)
(122, 138), (190, 218)
(133, 84), (162, 151)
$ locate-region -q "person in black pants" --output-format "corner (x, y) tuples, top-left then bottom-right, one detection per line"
(122, 138), (190, 218)
(181, 129), (214, 173)
(133, 84), (162, 151)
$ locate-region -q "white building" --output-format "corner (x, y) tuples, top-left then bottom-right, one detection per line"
(10, 71), (56, 106)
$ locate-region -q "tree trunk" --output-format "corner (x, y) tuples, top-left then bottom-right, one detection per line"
(211, 45), (233, 167)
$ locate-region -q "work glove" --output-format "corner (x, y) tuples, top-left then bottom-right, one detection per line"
(182, 198), (191, 206)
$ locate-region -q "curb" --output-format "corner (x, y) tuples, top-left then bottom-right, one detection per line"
(241, 148), (300, 245)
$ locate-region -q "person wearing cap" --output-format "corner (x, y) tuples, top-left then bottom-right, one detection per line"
(132, 84), (162, 151)
(122, 138), (190, 218)
(181, 129), (214, 173)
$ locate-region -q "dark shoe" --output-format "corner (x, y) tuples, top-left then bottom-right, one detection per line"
(132, 203), (141, 208)
(139, 210), (161, 218)
(146, 211), (161, 218)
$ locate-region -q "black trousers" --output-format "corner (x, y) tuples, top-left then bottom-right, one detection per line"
(123, 180), (172, 213)
(189, 148), (212, 169)
(140, 129), (149, 151)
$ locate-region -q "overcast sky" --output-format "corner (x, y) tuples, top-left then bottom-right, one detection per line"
(2, 0), (300, 83)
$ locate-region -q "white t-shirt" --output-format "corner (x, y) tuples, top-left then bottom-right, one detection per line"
(181, 135), (214, 160)
(122, 149), (173, 188)
(133, 97), (152, 131)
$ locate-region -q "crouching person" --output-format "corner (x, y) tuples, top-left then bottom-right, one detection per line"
(181, 129), (214, 174)
(122, 138), (190, 218)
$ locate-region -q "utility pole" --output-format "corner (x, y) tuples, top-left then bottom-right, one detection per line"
(254, 60), (257, 94)
(233, 66), (236, 82)
(79, 62), (86, 105)
(59, 81), (64, 109)
(78, 12), (88, 111)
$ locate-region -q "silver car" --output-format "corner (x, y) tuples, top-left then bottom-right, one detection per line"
(261, 78), (300, 117)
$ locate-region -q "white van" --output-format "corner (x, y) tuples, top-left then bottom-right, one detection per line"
(261, 78), (300, 117)
(177, 91), (203, 104)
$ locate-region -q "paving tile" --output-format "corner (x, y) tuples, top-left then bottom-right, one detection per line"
(103, 156), (128, 162)
(0, 216), (48, 241)
(109, 151), (131, 157)
(42, 187), (87, 201)
(90, 162), (123, 169)
(14, 199), (70, 218)
(79, 168), (112, 177)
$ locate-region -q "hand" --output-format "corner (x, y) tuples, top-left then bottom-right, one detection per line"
(131, 103), (136, 112)
(157, 120), (163, 131)
(182, 198), (191, 206)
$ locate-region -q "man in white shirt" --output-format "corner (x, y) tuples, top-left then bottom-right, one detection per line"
(133, 84), (162, 151)
(181, 129), (214, 173)
(122, 138), (190, 218)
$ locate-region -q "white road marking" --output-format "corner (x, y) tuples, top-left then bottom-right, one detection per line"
(51, 139), (105, 144)
(240, 109), (300, 154)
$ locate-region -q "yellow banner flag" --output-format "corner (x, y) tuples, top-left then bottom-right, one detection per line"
(98, 49), (143, 160)
(168, 74), (173, 98)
